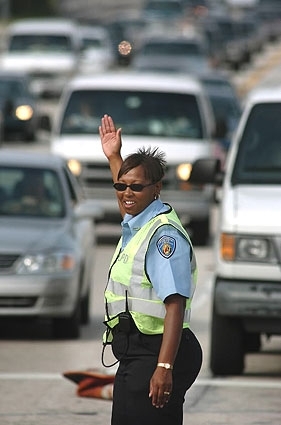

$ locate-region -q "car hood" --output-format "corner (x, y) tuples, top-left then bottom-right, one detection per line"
(0, 218), (74, 254)
(52, 134), (213, 165)
(222, 185), (281, 234)
(1, 53), (76, 72)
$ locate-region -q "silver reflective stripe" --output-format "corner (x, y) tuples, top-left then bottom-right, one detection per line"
(107, 279), (158, 301)
(130, 218), (163, 288)
(107, 297), (191, 322)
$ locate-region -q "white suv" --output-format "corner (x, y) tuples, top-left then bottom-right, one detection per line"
(1, 18), (81, 98)
(191, 86), (281, 374)
(50, 71), (217, 245)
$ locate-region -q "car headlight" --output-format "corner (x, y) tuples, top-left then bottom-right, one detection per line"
(15, 105), (34, 121)
(221, 233), (277, 263)
(16, 252), (76, 274)
(176, 163), (192, 181)
(68, 159), (82, 176)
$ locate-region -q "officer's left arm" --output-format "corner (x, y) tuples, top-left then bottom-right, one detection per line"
(147, 225), (192, 408)
(149, 293), (186, 408)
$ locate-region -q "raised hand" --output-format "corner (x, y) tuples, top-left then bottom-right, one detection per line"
(99, 114), (122, 160)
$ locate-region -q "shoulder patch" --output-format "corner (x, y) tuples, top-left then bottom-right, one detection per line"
(156, 235), (176, 258)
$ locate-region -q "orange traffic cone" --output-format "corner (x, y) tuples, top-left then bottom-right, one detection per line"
(63, 369), (115, 400)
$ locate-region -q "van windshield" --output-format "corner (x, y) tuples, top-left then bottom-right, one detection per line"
(9, 34), (73, 53)
(231, 103), (281, 185)
(60, 90), (204, 139)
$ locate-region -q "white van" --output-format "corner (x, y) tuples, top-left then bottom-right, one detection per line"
(190, 86), (281, 374)
(0, 18), (81, 97)
(50, 71), (218, 245)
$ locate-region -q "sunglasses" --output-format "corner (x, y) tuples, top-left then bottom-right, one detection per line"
(113, 182), (155, 192)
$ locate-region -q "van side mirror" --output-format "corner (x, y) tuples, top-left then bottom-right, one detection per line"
(189, 158), (224, 185)
(39, 115), (52, 132)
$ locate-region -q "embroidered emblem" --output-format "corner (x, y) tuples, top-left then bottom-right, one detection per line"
(156, 236), (176, 258)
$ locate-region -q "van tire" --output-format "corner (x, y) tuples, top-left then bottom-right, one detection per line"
(189, 217), (210, 246)
(210, 307), (244, 376)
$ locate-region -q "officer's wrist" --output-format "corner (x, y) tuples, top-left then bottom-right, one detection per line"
(157, 362), (173, 370)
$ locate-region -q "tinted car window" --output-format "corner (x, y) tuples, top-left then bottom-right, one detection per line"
(0, 167), (65, 217)
(9, 35), (73, 52)
(60, 90), (203, 139)
(141, 41), (203, 56)
(231, 103), (281, 185)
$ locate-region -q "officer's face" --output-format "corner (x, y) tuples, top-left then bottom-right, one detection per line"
(116, 165), (161, 216)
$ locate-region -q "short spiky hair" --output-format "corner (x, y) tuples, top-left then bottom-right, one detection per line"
(118, 147), (167, 183)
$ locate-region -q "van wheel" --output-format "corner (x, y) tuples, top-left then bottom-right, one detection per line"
(188, 217), (210, 246)
(53, 302), (81, 339)
(210, 307), (244, 376)
(245, 332), (261, 353)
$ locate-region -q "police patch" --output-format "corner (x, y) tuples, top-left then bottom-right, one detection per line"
(156, 235), (176, 258)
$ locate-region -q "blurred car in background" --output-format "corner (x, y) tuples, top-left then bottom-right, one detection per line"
(142, 0), (185, 22)
(0, 150), (103, 339)
(77, 25), (116, 74)
(199, 71), (242, 154)
(132, 33), (213, 75)
(0, 18), (81, 98)
(48, 71), (218, 245)
(0, 71), (38, 142)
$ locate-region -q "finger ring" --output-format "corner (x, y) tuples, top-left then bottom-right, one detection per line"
(164, 391), (170, 395)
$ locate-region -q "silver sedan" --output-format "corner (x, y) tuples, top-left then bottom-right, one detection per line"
(0, 149), (102, 338)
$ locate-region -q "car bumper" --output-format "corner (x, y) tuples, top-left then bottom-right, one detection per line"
(0, 273), (79, 318)
(214, 278), (281, 319)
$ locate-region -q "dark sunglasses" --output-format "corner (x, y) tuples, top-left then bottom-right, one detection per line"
(113, 182), (155, 192)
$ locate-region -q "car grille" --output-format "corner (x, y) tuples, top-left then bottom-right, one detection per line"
(0, 297), (37, 307)
(0, 254), (20, 270)
(80, 162), (173, 191)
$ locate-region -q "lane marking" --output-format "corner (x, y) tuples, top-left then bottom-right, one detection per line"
(0, 373), (280, 389)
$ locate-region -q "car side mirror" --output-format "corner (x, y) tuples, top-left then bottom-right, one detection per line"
(189, 158), (224, 185)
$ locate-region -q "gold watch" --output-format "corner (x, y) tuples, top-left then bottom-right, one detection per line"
(157, 362), (173, 370)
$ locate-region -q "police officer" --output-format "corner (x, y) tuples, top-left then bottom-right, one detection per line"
(99, 114), (202, 425)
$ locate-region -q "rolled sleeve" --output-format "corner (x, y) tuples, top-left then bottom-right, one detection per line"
(146, 224), (192, 301)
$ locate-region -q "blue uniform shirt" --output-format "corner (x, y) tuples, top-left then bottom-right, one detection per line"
(121, 199), (192, 302)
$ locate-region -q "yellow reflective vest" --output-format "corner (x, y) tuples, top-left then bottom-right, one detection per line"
(104, 207), (197, 335)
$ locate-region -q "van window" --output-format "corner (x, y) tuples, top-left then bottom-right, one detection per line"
(60, 90), (203, 139)
(9, 34), (73, 53)
(231, 103), (281, 185)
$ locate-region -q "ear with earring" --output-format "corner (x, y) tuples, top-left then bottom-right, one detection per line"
(154, 193), (159, 200)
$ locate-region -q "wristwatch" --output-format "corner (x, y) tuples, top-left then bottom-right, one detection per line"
(157, 362), (173, 370)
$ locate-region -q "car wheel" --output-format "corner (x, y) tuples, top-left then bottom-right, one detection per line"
(81, 287), (90, 325)
(53, 301), (81, 339)
(188, 217), (210, 246)
(210, 306), (245, 376)
(23, 130), (36, 143)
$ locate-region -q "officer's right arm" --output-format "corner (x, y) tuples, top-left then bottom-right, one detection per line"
(99, 114), (123, 183)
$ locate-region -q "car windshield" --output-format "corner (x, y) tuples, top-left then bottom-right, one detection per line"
(9, 34), (73, 53)
(0, 167), (65, 218)
(60, 90), (204, 139)
(141, 41), (203, 56)
(231, 103), (281, 185)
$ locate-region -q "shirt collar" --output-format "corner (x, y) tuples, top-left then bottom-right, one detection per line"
(122, 199), (167, 235)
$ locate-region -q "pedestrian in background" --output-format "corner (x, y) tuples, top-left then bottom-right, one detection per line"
(99, 114), (202, 425)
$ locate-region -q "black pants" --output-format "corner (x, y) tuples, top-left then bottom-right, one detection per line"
(111, 326), (203, 425)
